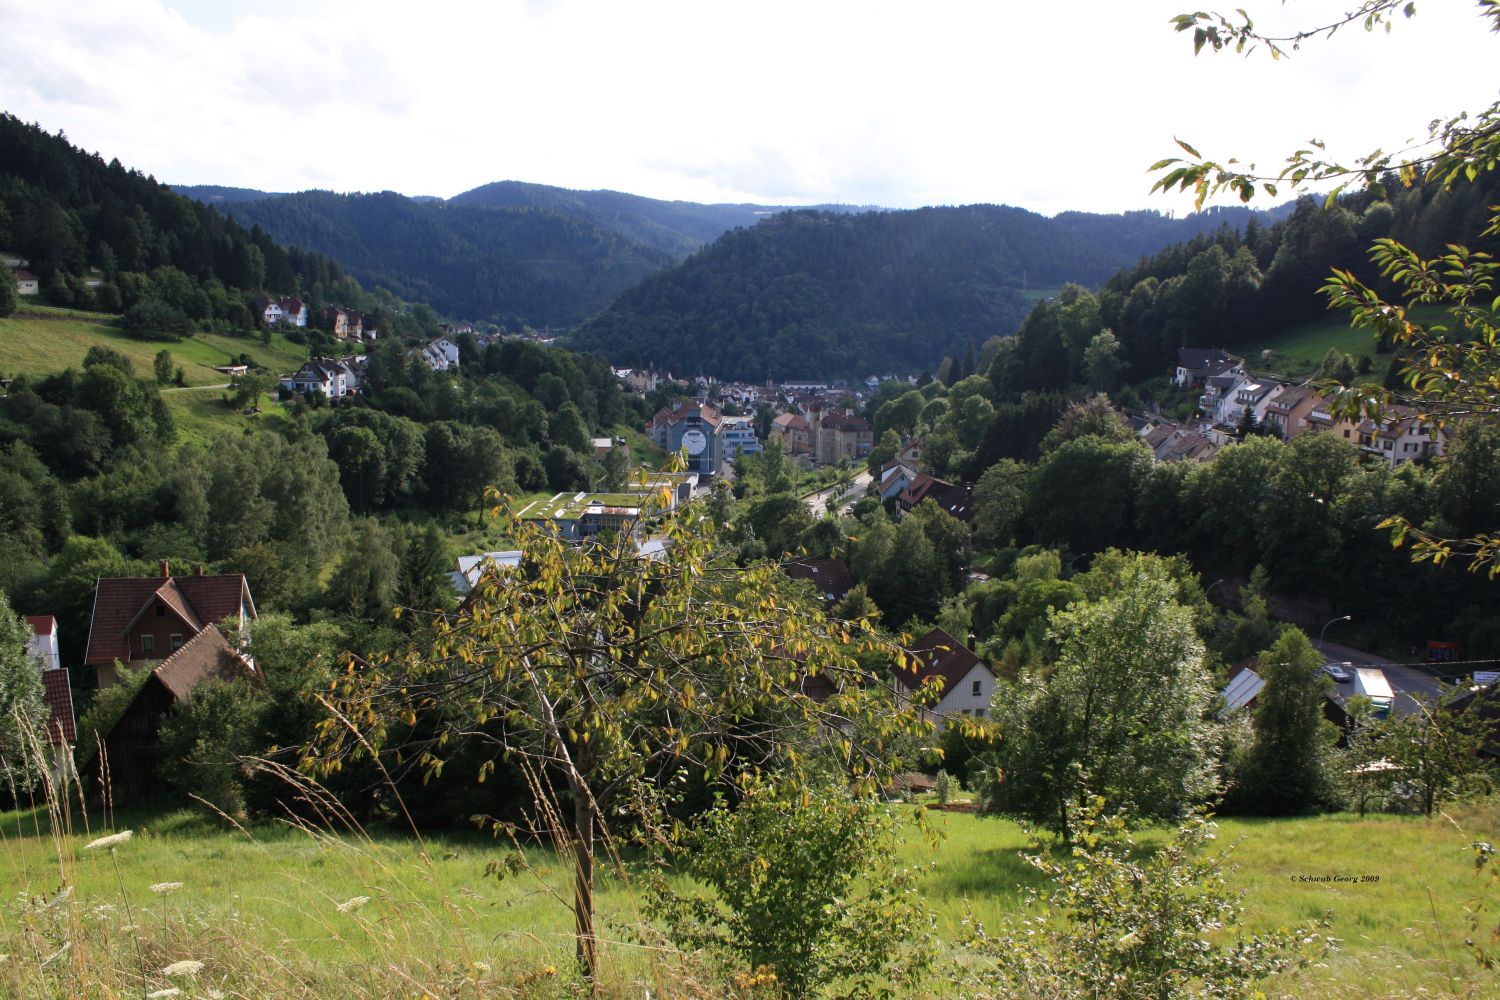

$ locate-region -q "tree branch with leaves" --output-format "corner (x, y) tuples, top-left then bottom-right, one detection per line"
(308, 478), (928, 983)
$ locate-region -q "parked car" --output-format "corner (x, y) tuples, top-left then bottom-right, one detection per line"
(1321, 661), (1353, 683)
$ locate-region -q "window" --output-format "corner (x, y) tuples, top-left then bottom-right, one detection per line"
(972, 679), (982, 697)
(974, 708), (986, 719)
(156, 604), (166, 617)
(141, 634), (155, 655)
(170, 634), (184, 651)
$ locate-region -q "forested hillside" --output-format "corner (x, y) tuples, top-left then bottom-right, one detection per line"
(992, 173), (1500, 398)
(447, 180), (783, 256)
(201, 189), (674, 329)
(177, 179), (1279, 348)
(568, 204), (1275, 379)
(0, 115), (392, 336)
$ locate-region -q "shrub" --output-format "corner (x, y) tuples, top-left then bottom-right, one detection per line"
(969, 796), (1328, 999)
(934, 769), (955, 805)
(159, 678), (267, 821)
(647, 774), (935, 997)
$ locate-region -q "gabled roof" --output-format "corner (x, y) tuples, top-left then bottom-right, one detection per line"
(821, 413), (870, 433)
(880, 458), (917, 481)
(85, 572), (255, 667)
(1177, 348), (1239, 372)
(24, 614), (55, 636)
(151, 625), (256, 701)
(1266, 384), (1319, 414)
(41, 669), (76, 746)
(1221, 665), (1264, 714)
(899, 474), (974, 522)
(893, 628), (989, 695)
(780, 557), (854, 606)
(121, 578), (203, 637)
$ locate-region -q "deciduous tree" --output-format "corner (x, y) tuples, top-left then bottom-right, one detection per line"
(980, 556), (1218, 839)
(313, 494), (923, 981)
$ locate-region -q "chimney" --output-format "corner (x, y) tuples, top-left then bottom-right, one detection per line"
(195, 564), (204, 576)
(160, 560), (170, 578)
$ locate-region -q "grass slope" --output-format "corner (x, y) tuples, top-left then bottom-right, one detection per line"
(3, 798), (1494, 997)
(160, 386), (292, 448)
(1241, 305), (1449, 382)
(0, 305), (309, 387)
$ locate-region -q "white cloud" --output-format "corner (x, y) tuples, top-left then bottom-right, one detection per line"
(0, 0), (1493, 214)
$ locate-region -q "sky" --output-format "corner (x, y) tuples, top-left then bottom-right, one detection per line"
(0, 0), (1494, 216)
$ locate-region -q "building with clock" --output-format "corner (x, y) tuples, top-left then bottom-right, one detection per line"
(646, 400), (725, 475)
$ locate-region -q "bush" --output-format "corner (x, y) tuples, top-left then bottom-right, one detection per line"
(969, 796), (1327, 999)
(934, 769), (955, 804)
(121, 297), (190, 340)
(647, 774), (935, 997)
(159, 678), (267, 821)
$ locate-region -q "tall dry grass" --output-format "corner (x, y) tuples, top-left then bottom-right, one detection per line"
(0, 719), (722, 999)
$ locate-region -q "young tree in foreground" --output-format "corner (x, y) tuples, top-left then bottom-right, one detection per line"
(971, 798), (1323, 999)
(980, 556), (1218, 840)
(646, 773), (935, 997)
(1232, 628), (1339, 815)
(312, 484), (925, 982)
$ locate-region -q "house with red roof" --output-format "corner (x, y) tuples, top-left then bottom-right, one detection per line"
(23, 614), (77, 783)
(13, 269), (39, 296)
(816, 411), (872, 466)
(770, 411), (812, 456)
(890, 628), (995, 732)
(25, 615), (59, 670)
(897, 474), (974, 524)
(84, 561), (256, 688)
(94, 624), (259, 802)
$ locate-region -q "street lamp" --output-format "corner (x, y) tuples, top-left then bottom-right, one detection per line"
(1319, 614), (1353, 651)
(1205, 579), (1224, 602)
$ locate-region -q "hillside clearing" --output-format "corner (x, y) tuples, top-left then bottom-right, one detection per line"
(0, 306), (310, 386)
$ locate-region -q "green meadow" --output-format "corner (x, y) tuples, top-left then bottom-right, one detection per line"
(3, 797), (1495, 997)
(0, 305), (310, 386)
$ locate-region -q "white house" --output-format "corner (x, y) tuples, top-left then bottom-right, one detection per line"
(279, 296), (308, 327)
(1175, 348), (1240, 387)
(878, 459), (918, 502)
(26, 614), (76, 782)
(450, 551), (524, 594)
(25, 614), (61, 670)
(1331, 405), (1448, 467)
(280, 356), (366, 401)
(891, 628), (995, 732)
(14, 269), (40, 296)
(421, 337), (461, 371)
(720, 414), (763, 459)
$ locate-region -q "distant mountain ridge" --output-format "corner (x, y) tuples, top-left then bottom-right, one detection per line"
(568, 203), (1286, 380)
(448, 180), (872, 257)
(172, 179), (1285, 358)
(170, 181), (883, 328)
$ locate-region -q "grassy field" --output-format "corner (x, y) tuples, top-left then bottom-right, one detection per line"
(3, 794), (1495, 997)
(0, 305), (310, 386)
(1242, 304), (1451, 382)
(159, 386), (293, 448)
(613, 424), (669, 471)
(1016, 286), (1063, 305)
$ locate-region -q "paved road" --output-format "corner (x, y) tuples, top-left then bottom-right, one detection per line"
(1315, 640), (1444, 716)
(805, 470), (873, 517)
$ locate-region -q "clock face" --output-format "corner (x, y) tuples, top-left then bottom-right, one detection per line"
(681, 428), (708, 456)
